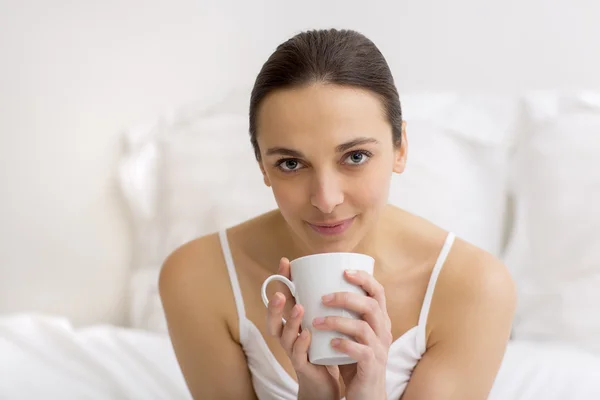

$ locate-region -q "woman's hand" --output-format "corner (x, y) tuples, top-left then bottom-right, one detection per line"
(266, 257), (340, 400)
(313, 270), (392, 400)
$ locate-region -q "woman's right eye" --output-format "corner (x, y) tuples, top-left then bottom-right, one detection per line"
(276, 159), (303, 173)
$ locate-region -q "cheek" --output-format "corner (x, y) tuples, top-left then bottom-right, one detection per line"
(270, 180), (305, 212)
(353, 167), (391, 207)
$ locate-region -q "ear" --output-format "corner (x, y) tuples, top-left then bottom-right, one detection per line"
(259, 160), (272, 187)
(392, 120), (408, 174)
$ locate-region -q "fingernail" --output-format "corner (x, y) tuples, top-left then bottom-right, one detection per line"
(291, 305), (300, 318)
(331, 338), (341, 347)
(345, 269), (358, 275)
(300, 328), (309, 339)
(321, 293), (334, 303)
(313, 317), (325, 325)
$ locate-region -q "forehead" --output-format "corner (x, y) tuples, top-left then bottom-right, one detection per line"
(256, 83), (392, 148)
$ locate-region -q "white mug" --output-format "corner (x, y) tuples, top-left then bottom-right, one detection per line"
(261, 252), (375, 366)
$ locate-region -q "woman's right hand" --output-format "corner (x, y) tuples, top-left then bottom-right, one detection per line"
(266, 257), (341, 400)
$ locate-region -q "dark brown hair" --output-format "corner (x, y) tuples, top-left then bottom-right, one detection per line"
(249, 28), (402, 161)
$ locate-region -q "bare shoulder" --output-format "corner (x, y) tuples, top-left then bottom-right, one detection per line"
(401, 236), (517, 399)
(387, 207), (515, 305)
(158, 233), (258, 399)
(158, 231), (240, 332)
(159, 232), (231, 332)
(159, 210), (283, 333)
(159, 233), (229, 307)
(428, 236), (517, 344)
(160, 233), (222, 280)
(382, 210), (518, 398)
(442, 238), (516, 308)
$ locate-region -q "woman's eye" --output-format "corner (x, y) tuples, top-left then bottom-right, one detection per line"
(277, 159), (302, 172)
(344, 151), (371, 165)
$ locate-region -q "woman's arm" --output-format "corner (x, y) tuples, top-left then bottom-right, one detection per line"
(401, 249), (517, 400)
(159, 239), (258, 400)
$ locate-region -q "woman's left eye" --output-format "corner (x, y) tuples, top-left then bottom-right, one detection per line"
(344, 151), (372, 165)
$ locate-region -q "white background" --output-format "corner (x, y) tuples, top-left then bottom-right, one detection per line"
(1, 0), (599, 326)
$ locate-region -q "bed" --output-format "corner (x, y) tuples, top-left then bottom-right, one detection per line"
(2, 90), (600, 399)
(2, 314), (600, 399)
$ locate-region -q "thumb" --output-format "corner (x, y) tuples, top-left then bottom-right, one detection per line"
(278, 257), (291, 279)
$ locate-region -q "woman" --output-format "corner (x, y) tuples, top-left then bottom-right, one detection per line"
(159, 28), (516, 400)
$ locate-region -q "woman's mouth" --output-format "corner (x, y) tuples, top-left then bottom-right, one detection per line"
(306, 217), (355, 236)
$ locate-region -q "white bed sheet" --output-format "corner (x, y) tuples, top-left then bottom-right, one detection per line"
(0, 314), (191, 399)
(490, 340), (600, 400)
(2, 314), (600, 399)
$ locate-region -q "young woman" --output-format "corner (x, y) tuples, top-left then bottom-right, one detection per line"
(159, 28), (516, 400)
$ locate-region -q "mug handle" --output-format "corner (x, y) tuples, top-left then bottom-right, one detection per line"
(261, 275), (296, 325)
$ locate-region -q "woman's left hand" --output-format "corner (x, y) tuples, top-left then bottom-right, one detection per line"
(312, 269), (392, 400)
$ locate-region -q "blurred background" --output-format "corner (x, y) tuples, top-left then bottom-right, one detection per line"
(1, 1), (600, 398)
(2, 0), (600, 327)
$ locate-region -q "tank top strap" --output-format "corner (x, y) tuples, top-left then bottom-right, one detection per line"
(415, 232), (456, 354)
(219, 230), (248, 343)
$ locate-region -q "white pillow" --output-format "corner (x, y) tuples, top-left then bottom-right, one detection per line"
(504, 91), (600, 355)
(121, 91), (519, 332)
(158, 112), (277, 258)
(118, 87), (258, 272)
(121, 95), (277, 332)
(391, 93), (518, 256)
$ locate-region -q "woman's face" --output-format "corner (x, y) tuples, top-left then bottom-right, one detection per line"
(256, 83), (407, 253)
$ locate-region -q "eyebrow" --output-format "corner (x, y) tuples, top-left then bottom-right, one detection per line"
(335, 137), (379, 153)
(265, 137), (379, 158)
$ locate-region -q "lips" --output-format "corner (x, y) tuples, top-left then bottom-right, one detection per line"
(313, 221), (346, 228)
(307, 217), (355, 236)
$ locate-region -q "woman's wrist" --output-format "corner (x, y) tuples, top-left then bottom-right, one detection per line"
(345, 378), (387, 400)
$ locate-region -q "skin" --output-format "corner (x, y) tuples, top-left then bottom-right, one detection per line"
(159, 83), (517, 400)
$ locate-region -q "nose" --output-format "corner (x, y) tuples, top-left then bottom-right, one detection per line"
(310, 169), (344, 214)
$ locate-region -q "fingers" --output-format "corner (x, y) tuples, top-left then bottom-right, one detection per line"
(344, 270), (386, 310)
(291, 327), (311, 370)
(266, 258), (293, 337)
(271, 258), (317, 375)
(280, 304), (304, 352)
(321, 291), (388, 339)
(266, 292), (286, 337)
(276, 302), (315, 376)
(279, 257), (291, 279)
(268, 292), (312, 374)
(322, 291), (379, 315)
(313, 316), (379, 347)
(344, 270), (392, 332)
(331, 337), (382, 365)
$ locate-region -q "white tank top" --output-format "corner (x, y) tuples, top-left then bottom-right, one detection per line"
(219, 230), (455, 400)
